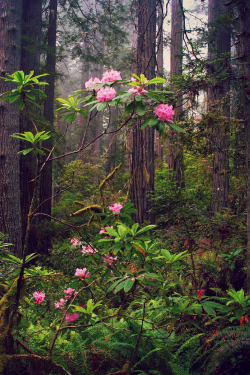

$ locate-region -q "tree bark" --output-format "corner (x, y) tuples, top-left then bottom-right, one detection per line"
(0, 0), (22, 256)
(20, 0), (42, 245)
(168, 0), (184, 188)
(131, 0), (156, 224)
(208, 0), (231, 213)
(236, 0), (250, 289)
(39, 0), (57, 218)
(106, 106), (118, 174)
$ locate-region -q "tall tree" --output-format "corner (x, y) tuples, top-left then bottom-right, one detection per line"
(131, 0), (156, 224)
(208, 0), (231, 213)
(39, 0), (57, 219)
(0, 0), (22, 256)
(236, 0), (250, 289)
(20, 0), (42, 244)
(168, 0), (184, 187)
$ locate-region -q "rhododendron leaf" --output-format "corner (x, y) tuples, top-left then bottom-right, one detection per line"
(161, 249), (172, 261)
(114, 280), (126, 294)
(84, 100), (98, 107)
(113, 269), (120, 277)
(105, 228), (119, 237)
(145, 92), (159, 103)
(124, 279), (134, 293)
(78, 109), (88, 118)
(131, 73), (141, 81)
(169, 122), (186, 132)
(126, 208), (137, 213)
(124, 101), (135, 116)
(135, 244), (145, 257)
(103, 268), (112, 278)
(107, 278), (123, 293)
(202, 303), (216, 316)
(97, 102), (107, 111)
(129, 81), (141, 86)
(135, 95), (142, 101)
(139, 279), (159, 287)
(141, 118), (151, 129)
(131, 223), (139, 235)
(140, 74), (145, 83)
(89, 103), (98, 112)
(144, 273), (159, 279)
(147, 77), (166, 84)
(121, 203), (134, 211)
(136, 225), (156, 235)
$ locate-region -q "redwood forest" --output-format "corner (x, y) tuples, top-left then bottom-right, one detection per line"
(1, 0), (250, 374)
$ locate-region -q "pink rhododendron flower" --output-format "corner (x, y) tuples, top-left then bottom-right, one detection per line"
(85, 77), (101, 90)
(197, 290), (204, 298)
(102, 69), (122, 83)
(81, 245), (97, 255)
(99, 227), (106, 234)
(64, 287), (75, 295)
(65, 312), (79, 323)
(137, 274), (144, 278)
(124, 276), (129, 279)
(110, 270), (114, 275)
(103, 254), (118, 266)
(75, 268), (90, 278)
(70, 238), (81, 246)
(79, 304), (85, 309)
(54, 298), (66, 309)
(33, 291), (45, 304)
(153, 104), (175, 123)
(97, 86), (116, 102)
(108, 203), (123, 213)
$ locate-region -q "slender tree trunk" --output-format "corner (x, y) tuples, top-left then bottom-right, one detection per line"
(106, 106), (118, 174)
(0, 0), (22, 256)
(236, 0), (250, 289)
(155, 0), (164, 169)
(208, 0), (231, 213)
(20, 0), (42, 245)
(78, 59), (89, 160)
(131, 0), (156, 224)
(39, 0), (57, 217)
(168, 0), (184, 187)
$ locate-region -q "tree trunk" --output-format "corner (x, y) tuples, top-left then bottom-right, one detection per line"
(168, 0), (184, 188)
(39, 0), (57, 218)
(236, 0), (250, 289)
(106, 106), (118, 174)
(20, 0), (42, 245)
(0, 0), (22, 257)
(208, 0), (231, 213)
(155, 0), (164, 170)
(131, 0), (156, 224)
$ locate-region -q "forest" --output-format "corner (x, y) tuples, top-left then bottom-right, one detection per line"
(0, 0), (250, 374)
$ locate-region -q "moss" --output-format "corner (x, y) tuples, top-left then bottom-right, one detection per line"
(70, 204), (103, 217)
(99, 163), (122, 206)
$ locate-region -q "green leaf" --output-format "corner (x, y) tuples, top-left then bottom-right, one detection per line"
(147, 77), (166, 84)
(14, 71), (24, 84)
(124, 101), (135, 116)
(124, 279), (134, 293)
(141, 118), (157, 130)
(18, 99), (24, 110)
(57, 97), (71, 105)
(68, 113), (75, 124)
(136, 225), (156, 235)
(106, 278), (123, 293)
(202, 303), (216, 316)
(145, 92), (160, 103)
(97, 102), (107, 111)
(9, 95), (19, 103)
(22, 148), (33, 155)
(78, 109), (88, 118)
(24, 132), (35, 143)
(169, 122), (186, 132)
(114, 280), (126, 294)
(131, 74), (141, 81)
(135, 102), (145, 116)
(105, 228), (119, 237)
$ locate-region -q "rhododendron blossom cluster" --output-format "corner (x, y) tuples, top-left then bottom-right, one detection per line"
(85, 77), (101, 90)
(33, 291), (45, 304)
(65, 312), (79, 323)
(70, 238), (81, 246)
(102, 69), (122, 83)
(64, 288), (76, 300)
(81, 245), (97, 255)
(108, 203), (123, 213)
(103, 254), (117, 266)
(54, 298), (66, 309)
(154, 104), (175, 123)
(97, 86), (116, 102)
(75, 268), (90, 278)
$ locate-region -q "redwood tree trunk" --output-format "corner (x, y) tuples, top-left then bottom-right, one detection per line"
(0, 0), (22, 256)
(168, 0), (184, 187)
(20, 0), (42, 245)
(208, 0), (231, 213)
(236, 0), (250, 289)
(39, 0), (57, 217)
(131, 0), (156, 224)
(106, 106), (118, 174)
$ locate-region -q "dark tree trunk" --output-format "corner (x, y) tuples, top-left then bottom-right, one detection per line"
(0, 0), (22, 256)
(155, 0), (164, 169)
(39, 0), (57, 217)
(106, 106), (118, 174)
(20, 0), (42, 245)
(208, 0), (231, 213)
(236, 0), (250, 289)
(131, 0), (156, 224)
(168, 0), (184, 188)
